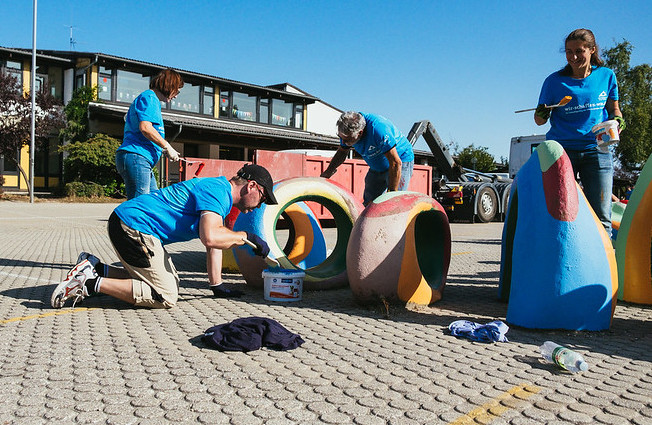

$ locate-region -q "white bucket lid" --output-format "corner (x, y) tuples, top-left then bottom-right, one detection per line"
(591, 119), (618, 135)
(262, 268), (306, 279)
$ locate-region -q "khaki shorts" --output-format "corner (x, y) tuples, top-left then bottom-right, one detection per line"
(108, 212), (179, 308)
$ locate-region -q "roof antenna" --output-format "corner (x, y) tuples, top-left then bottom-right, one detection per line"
(67, 25), (77, 50)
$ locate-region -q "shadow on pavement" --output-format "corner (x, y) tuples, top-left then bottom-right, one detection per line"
(0, 257), (70, 271)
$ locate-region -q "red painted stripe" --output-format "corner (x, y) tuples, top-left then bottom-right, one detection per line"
(541, 154), (578, 221)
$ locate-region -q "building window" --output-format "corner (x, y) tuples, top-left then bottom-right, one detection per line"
(2, 60), (23, 90)
(32, 65), (49, 94)
(1, 151), (18, 173)
(259, 98), (269, 124)
(217, 89), (305, 129)
(75, 72), (86, 91)
(219, 145), (245, 161)
(171, 82), (200, 113)
(294, 104), (304, 129)
(47, 66), (63, 100)
(184, 143), (199, 158)
(232, 92), (256, 122)
(116, 70), (149, 103)
(272, 99), (292, 126)
(202, 86), (214, 116)
(219, 90), (230, 118)
(98, 66), (113, 101)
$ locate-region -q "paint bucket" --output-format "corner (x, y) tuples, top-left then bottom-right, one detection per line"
(592, 120), (620, 148)
(262, 269), (305, 302)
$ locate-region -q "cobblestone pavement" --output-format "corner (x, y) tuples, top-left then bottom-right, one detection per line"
(0, 201), (650, 425)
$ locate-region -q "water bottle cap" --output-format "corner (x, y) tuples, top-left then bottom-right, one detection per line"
(578, 361), (589, 372)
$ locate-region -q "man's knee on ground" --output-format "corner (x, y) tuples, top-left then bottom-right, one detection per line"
(133, 280), (178, 309)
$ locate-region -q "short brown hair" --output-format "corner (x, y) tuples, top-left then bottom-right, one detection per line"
(150, 68), (184, 98)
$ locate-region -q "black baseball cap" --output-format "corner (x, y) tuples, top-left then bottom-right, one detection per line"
(236, 164), (278, 205)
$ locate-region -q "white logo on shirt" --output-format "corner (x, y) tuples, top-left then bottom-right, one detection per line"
(598, 91), (608, 101)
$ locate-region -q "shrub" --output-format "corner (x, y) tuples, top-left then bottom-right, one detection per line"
(103, 180), (126, 198)
(61, 133), (123, 194)
(65, 181), (105, 198)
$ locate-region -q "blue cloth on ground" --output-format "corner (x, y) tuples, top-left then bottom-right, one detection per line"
(448, 320), (509, 343)
(202, 317), (305, 352)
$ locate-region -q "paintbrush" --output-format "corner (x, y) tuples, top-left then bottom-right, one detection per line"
(243, 238), (280, 268)
(515, 95), (572, 113)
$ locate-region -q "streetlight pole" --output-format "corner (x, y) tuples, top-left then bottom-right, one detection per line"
(29, 0), (37, 203)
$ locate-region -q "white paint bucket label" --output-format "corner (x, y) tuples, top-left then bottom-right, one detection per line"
(262, 269), (305, 302)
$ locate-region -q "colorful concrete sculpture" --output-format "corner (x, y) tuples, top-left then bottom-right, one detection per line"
(499, 140), (617, 330)
(615, 152), (652, 304)
(234, 177), (363, 290)
(280, 202), (328, 269)
(347, 192), (451, 305)
(610, 201), (627, 243)
(224, 203), (326, 272)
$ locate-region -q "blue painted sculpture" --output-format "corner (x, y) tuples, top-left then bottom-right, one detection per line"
(498, 140), (617, 331)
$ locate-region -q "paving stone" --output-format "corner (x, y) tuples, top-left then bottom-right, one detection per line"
(604, 404), (639, 419)
(557, 410), (594, 423)
(285, 409), (319, 422)
(321, 411), (355, 424)
(1, 207), (650, 425)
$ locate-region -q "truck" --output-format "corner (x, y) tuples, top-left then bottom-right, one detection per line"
(508, 134), (546, 178)
(407, 120), (513, 223)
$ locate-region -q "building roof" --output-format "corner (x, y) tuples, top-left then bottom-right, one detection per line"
(267, 82), (343, 112)
(0, 46), (74, 64)
(8, 48), (318, 104)
(87, 101), (340, 146)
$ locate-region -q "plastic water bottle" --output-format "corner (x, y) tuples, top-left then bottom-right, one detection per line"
(539, 341), (589, 373)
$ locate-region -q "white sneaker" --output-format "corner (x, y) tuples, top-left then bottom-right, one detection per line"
(76, 252), (100, 268)
(51, 259), (97, 308)
(62, 252), (99, 282)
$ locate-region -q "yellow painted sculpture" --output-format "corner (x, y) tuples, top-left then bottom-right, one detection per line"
(615, 152), (652, 304)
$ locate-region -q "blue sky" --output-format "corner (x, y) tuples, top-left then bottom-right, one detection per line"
(1, 0), (650, 159)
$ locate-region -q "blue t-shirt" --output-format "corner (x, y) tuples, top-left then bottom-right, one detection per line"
(117, 89), (165, 167)
(341, 113), (414, 172)
(538, 67), (618, 151)
(114, 177), (233, 245)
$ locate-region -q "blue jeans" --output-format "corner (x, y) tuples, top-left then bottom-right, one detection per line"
(565, 148), (613, 235)
(363, 161), (414, 206)
(116, 150), (158, 200)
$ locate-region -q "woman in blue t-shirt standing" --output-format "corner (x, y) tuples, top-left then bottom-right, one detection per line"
(116, 68), (184, 199)
(535, 28), (624, 235)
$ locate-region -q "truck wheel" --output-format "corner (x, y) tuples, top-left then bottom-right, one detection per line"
(476, 186), (498, 223)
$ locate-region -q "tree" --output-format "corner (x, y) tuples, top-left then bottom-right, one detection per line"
(60, 85), (97, 143)
(0, 72), (65, 196)
(455, 144), (496, 172)
(58, 86), (124, 197)
(603, 40), (652, 171)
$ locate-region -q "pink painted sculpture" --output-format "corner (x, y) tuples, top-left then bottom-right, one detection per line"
(347, 191), (451, 305)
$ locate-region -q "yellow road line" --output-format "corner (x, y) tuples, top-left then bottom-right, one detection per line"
(448, 383), (540, 425)
(452, 251), (473, 256)
(0, 307), (95, 324)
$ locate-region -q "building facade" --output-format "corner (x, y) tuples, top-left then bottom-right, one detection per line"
(0, 47), (432, 191)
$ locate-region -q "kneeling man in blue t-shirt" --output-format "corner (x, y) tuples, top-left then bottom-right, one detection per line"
(51, 164), (277, 309)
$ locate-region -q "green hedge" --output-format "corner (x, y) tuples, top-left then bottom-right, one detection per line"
(64, 181), (105, 198)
